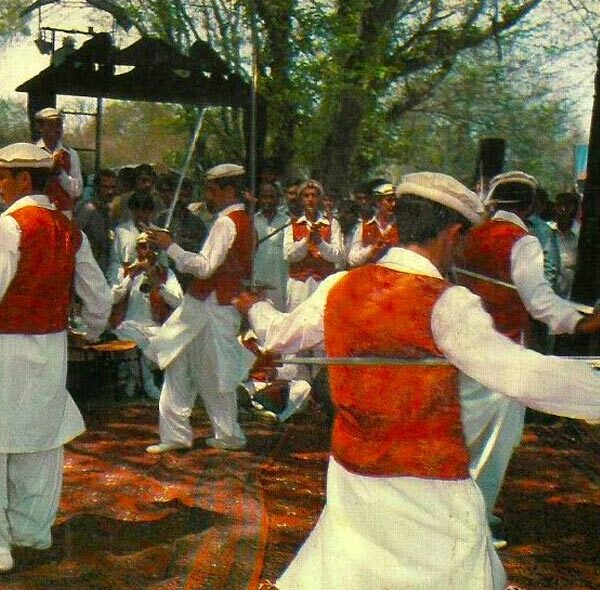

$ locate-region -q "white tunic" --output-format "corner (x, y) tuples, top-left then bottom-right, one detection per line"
(112, 268), (183, 354)
(107, 219), (141, 286)
(148, 203), (251, 391)
(248, 247), (600, 590)
(36, 139), (83, 201)
(0, 195), (111, 454)
(253, 209), (290, 311)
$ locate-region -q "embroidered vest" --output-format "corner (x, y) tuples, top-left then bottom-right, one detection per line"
(457, 219), (530, 343)
(324, 265), (470, 479)
(188, 208), (254, 305)
(288, 220), (336, 281)
(0, 206), (82, 334)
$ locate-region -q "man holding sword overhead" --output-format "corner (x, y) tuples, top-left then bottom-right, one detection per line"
(145, 163), (254, 453)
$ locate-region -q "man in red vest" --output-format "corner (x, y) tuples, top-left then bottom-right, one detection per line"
(0, 143), (111, 573)
(347, 180), (399, 267)
(283, 179), (343, 311)
(234, 171), (600, 590)
(145, 163), (254, 453)
(455, 171), (600, 547)
(35, 108), (83, 217)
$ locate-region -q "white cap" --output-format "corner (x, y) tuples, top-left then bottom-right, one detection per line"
(372, 182), (396, 198)
(487, 171), (538, 205)
(34, 107), (64, 121)
(206, 163), (245, 181)
(0, 143), (53, 169)
(396, 172), (483, 224)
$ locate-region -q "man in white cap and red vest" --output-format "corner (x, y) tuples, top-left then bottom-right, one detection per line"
(347, 180), (399, 267)
(233, 171), (600, 590)
(35, 107), (83, 216)
(0, 143), (111, 573)
(145, 163), (254, 453)
(283, 179), (342, 311)
(455, 170), (600, 547)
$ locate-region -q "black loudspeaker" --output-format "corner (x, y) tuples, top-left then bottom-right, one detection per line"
(474, 137), (506, 182)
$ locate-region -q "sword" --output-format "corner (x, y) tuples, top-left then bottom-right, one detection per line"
(275, 355), (600, 367)
(452, 267), (594, 315)
(163, 108), (207, 230)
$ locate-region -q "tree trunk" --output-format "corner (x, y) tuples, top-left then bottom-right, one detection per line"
(313, 87), (367, 195)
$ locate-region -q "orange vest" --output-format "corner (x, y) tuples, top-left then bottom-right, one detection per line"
(362, 218), (400, 261)
(457, 219), (530, 343)
(46, 149), (73, 212)
(324, 265), (470, 479)
(0, 205), (82, 334)
(188, 208), (254, 305)
(288, 219), (336, 281)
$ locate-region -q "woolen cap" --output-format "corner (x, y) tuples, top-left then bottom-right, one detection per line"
(205, 163), (245, 180)
(396, 172), (483, 224)
(0, 143), (53, 169)
(487, 171), (538, 205)
(34, 107), (64, 121)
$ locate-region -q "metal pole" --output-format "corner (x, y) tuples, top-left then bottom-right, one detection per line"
(94, 96), (103, 175)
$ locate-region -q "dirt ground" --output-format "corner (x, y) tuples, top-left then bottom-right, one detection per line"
(0, 400), (598, 590)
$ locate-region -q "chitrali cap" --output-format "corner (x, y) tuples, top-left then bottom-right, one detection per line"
(487, 171), (538, 205)
(205, 163), (245, 181)
(0, 143), (53, 169)
(34, 107), (63, 121)
(396, 171), (483, 224)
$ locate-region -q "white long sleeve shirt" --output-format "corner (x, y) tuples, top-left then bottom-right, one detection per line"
(37, 139), (83, 200)
(249, 247), (600, 421)
(494, 210), (581, 335)
(0, 194), (111, 453)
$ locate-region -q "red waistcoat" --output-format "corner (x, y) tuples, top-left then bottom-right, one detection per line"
(362, 218), (400, 262)
(188, 208), (254, 305)
(324, 265), (470, 480)
(288, 219), (336, 282)
(0, 205), (82, 334)
(457, 219), (530, 343)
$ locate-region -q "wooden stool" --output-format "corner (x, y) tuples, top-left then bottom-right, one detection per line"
(68, 339), (142, 408)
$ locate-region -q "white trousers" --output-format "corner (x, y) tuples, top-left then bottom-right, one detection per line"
(460, 377), (526, 520)
(0, 447), (63, 551)
(158, 332), (245, 446)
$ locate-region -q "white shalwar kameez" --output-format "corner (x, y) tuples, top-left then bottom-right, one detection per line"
(36, 139), (83, 203)
(0, 195), (111, 554)
(247, 247), (600, 590)
(253, 209), (290, 311)
(148, 204), (252, 447)
(107, 219), (141, 286)
(283, 214), (343, 311)
(461, 210), (583, 520)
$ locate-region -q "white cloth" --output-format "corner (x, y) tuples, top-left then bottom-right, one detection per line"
(278, 457), (503, 590)
(107, 219), (141, 286)
(112, 268), (182, 354)
(148, 203), (252, 443)
(0, 195), (112, 453)
(494, 210), (581, 335)
(36, 139), (83, 201)
(248, 246), (600, 589)
(553, 221), (579, 299)
(283, 214), (343, 312)
(0, 448), (63, 551)
(0, 195), (110, 553)
(253, 210), (290, 311)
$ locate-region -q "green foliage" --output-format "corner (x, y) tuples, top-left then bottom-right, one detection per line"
(0, 98), (29, 145)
